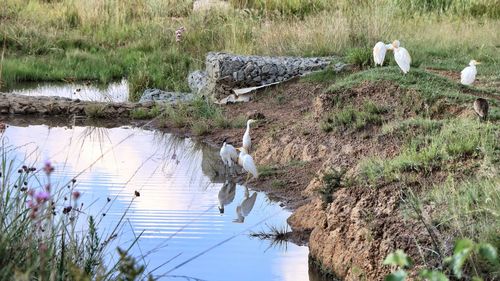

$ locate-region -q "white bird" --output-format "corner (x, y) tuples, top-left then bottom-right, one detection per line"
(242, 119), (256, 153)
(217, 179), (236, 214)
(391, 40), (411, 74)
(233, 186), (258, 223)
(373, 41), (392, 66)
(461, 60), (480, 85)
(219, 139), (238, 173)
(237, 147), (258, 182)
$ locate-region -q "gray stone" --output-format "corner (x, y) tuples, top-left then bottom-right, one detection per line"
(188, 70), (209, 95)
(139, 89), (195, 104)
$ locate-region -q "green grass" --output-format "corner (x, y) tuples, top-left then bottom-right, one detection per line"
(346, 47), (373, 68)
(1, 0), (499, 101)
(317, 169), (346, 206)
(257, 165), (281, 177)
(130, 105), (162, 119)
(423, 178), (500, 250)
(321, 101), (387, 132)
(359, 118), (499, 185)
(161, 97), (245, 134)
(84, 104), (107, 118)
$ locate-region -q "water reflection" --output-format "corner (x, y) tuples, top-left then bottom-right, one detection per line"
(217, 178), (236, 214)
(0, 119), (320, 281)
(234, 186), (258, 223)
(7, 80), (129, 102)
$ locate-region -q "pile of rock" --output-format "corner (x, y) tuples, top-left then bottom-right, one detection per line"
(140, 52), (341, 103)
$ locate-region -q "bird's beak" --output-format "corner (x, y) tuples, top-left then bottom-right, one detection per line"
(476, 61), (481, 65)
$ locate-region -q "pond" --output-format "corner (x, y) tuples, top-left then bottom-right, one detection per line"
(6, 80), (129, 102)
(0, 119), (324, 281)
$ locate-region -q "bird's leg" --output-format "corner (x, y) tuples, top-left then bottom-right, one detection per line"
(244, 173), (250, 185)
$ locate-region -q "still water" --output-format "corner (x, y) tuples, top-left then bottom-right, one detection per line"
(0, 120), (318, 281)
(7, 80), (129, 102)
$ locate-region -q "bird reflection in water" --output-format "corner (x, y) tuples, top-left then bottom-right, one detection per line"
(233, 186), (258, 223)
(218, 178), (236, 214)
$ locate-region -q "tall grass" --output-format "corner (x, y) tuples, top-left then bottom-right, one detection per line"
(0, 142), (148, 279)
(1, 0), (499, 100)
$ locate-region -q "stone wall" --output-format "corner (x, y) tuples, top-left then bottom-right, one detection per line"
(0, 93), (153, 117)
(204, 52), (338, 99)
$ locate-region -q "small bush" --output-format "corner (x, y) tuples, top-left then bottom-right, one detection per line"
(84, 104), (107, 118)
(317, 169), (346, 206)
(164, 104), (189, 128)
(130, 106), (162, 119)
(346, 47), (373, 68)
(191, 120), (211, 136)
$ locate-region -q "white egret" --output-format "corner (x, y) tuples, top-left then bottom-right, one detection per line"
(373, 41), (392, 66)
(461, 60), (480, 85)
(473, 98), (489, 121)
(242, 119), (256, 153)
(391, 40), (411, 74)
(233, 186), (258, 223)
(237, 147), (258, 182)
(217, 179), (236, 214)
(219, 139), (238, 174)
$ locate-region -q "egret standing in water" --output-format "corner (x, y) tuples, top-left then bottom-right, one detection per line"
(373, 41), (392, 66)
(461, 60), (481, 86)
(473, 98), (489, 121)
(242, 119), (256, 153)
(219, 138), (238, 174)
(237, 147), (258, 183)
(390, 40), (411, 74)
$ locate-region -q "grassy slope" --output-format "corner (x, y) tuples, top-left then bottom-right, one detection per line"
(312, 67), (499, 276)
(1, 0), (499, 101)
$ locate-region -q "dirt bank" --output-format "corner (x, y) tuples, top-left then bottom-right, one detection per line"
(172, 73), (493, 280)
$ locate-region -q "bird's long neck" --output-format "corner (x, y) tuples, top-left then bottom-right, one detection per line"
(245, 123), (250, 134)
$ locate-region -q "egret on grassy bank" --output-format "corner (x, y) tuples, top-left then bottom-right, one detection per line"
(219, 139), (238, 174)
(373, 41), (392, 66)
(233, 186), (258, 223)
(473, 98), (489, 121)
(461, 60), (480, 86)
(242, 119), (256, 153)
(217, 179), (236, 214)
(237, 147), (258, 183)
(390, 40), (411, 74)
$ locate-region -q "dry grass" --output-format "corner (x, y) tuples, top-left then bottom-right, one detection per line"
(1, 0), (499, 98)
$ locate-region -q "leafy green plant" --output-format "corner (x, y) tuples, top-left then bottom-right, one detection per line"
(384, 240), (499, 281)
(317, 168), (346, 206)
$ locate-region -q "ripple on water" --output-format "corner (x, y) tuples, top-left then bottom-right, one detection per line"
(1, 122), (320, 281)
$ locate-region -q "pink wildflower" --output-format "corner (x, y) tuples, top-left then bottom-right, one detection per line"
(72, 191), (81, 200)
(35, 191), (50, 203)
(43, 160), (54, 175)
